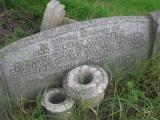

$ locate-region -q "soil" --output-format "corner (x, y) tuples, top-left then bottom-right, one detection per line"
(0, 6), (42, 48)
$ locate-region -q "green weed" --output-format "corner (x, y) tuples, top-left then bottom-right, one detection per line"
(61, 0), (160, 20)
(3, 28), (29, 46)
(4, 0), (49, 16)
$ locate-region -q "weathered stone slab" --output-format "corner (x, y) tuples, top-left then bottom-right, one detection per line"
(0, 16), (152, 101)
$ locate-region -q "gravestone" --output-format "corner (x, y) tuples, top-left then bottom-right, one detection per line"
(0, 15), (157, 103)
(41, 0), (65, 31)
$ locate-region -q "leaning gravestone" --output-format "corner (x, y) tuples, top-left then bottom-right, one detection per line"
(0, 13), (160, 105)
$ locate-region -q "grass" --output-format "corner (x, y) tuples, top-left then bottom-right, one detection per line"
(1, 0), (160, 20)
(3, 0), (49, 16)
(1, 0), (160, 120)
(3, 28), (29, 46)
(2, 0), (160, 20)
(61, 0), (160, 20)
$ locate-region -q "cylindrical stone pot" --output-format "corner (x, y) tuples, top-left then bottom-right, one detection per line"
(63, 65), (108, 108)
(41, 88), (75, 120)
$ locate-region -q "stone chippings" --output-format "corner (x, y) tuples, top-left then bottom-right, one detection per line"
(63, 65), (108, 107)
(0, 14), (159, 103)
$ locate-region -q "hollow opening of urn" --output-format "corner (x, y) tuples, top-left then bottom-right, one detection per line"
(49, 92), (66, 104)
(78, 72), (93, 85)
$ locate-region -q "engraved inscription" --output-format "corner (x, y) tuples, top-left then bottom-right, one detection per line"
(9, 25), (146, 82)
(0, 17), (150, 99)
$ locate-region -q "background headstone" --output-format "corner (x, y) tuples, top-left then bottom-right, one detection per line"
(41, 0), (65, 31)
(0, 16), (155, 102)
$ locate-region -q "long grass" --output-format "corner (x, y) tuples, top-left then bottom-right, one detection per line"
(60, 0), (160, 20)
(3, 0), (49, 16)
(3, 0), (160, 20)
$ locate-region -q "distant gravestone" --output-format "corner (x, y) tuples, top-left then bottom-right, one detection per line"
(41, 0), (65, 31)
(0, 15), (158, 103)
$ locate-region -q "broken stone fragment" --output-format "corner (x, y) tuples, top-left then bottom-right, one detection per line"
(41, 88), (75, 120)
(41, 0), (65, 31)
(62, 17), (78, 25)
(63, 65), (108, 108)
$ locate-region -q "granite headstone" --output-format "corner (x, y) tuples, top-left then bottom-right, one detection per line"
(0, 16), (156, 102)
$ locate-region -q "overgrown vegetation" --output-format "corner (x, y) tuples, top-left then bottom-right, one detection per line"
(1, 0), (160, 120)
(61, 0), (160, 20)
(2, 0), (49, 16)
(2, 0), (160, 20)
